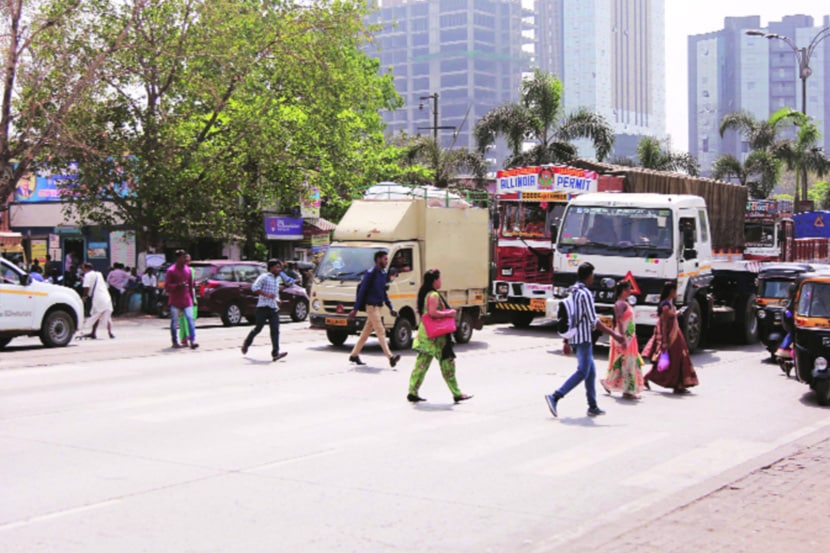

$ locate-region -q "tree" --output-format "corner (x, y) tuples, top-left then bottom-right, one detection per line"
(0, 0), (148, 202)
(627, 136), (699, 175)
(712, 108), (798, 198)
(402, 135), (487, 189)
(474, 70), (614, 168)
(48, 0), (401, 251)
(776, 116), (830, 206)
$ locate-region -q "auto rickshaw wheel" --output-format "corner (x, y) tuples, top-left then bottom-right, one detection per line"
(815, 380), (830, 407)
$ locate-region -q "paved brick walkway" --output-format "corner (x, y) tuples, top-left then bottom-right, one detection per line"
(577, 438), (830, 553)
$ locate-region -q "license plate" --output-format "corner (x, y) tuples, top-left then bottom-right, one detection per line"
(530, 298), (546, 312)
(326, 317), (348, 327)
(600, 316), (613, 328)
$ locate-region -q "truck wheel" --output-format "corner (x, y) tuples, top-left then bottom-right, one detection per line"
(0, 337), (12, 350)
(815, 380), (830, 407)
(683, 299), (703, 353)
(221, 302), (243, 326)
(291, 299), (309, 322)
(326, 329), (348, 347)
(390, 317), (413, 350)
(512, 312), (535, 328)
(736, 294), (759, 345)
(454, 312), (474, 344)
(39, 309), (76, 348)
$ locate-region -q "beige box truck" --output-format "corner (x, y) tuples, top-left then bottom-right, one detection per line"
(309, 198), (489, 349)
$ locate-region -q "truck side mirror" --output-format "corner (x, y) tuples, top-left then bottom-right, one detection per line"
(683, 227), (695, 250)
(22, 273), (31, 286)
(549, 223), (558, 241)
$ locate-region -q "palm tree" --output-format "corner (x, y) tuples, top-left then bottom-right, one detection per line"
(401, 135), (488, 189)
(633, 136), (700, 175)
(711, 108), (797, 199)
(776, 117), (830, 204)
(474, 70), (614, 168)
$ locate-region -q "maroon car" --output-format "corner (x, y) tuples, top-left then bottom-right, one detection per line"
(191, 260), (309, 326)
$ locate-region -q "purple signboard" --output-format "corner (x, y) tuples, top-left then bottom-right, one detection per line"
(265, 217), (304, 240)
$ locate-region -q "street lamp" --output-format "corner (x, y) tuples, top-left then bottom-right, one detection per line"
(746, 26), (830, 209)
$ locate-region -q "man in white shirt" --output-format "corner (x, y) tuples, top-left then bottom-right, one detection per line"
(81, 262), (114, 339)
(141, 267), (158, 314)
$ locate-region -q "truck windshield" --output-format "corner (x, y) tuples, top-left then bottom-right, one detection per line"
(501, 202), (565, 239)
(316, 246), (389, 281)
(797, 282), (830, 318)
(557, 206), (673, 257)
(745, 223), (775, 247)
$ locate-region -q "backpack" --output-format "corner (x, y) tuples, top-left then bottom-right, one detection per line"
(557, 290), (580, 340)
(355, 267), (379, 311)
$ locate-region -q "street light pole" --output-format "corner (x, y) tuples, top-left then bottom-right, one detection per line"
(747, 26), (830, 210)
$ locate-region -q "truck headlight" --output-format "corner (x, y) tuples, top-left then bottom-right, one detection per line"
(757, 310), (767, 319)
(645, 294), (660, 304)
(496, 282), (509, 295)
(312, 299), (321, 311)
(553, 286), (568, 297)
(815, 357), (828, 372)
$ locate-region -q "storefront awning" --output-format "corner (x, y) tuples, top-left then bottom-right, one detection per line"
(303, 218), (336, 232)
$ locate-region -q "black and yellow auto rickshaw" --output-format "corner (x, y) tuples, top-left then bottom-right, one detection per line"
(756, 263), (830, 358)
(792, 270), (830, 406)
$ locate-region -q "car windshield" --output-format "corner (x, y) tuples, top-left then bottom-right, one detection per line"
(759, 278), (792, 299)
(189, 265), (214, 282)
(500, 202), (565, 239)
(797, 282), (830, 318)
(557, 206), (673, 257)
(316, 246), (389, 281)
(745, 222), (775, 247)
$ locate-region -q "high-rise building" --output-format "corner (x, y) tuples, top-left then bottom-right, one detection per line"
(365, 0), (531, 165)
(535, 0), (667, 159)
(688, 15), (830, 176)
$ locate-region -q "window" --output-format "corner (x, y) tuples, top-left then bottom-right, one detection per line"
(214, 265), (236, 282)
(390, 248), (413, 275)
(698, 210), (709, 243)
(441, 28), (467, 43)
(441, 73), (468, 88)
(441, 58), (468, 72)
(235, 265), (260, 284)
(797, 282), (830, 318)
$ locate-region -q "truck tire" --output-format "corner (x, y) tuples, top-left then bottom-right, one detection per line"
(390, 317), (413, 350)
(454, 312), (474, 344)
(221, 301), (243, 326)
(815, 380), (830, 407)
(326, 329), (348, 347)
(683, 299), (703, 354)
(512, 312), (535, 328)
(39, 309), (76, 348)
(0, 337), (12, 350)
(736, 294), (759, 345)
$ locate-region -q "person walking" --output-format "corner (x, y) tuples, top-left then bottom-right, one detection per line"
(347, 251), (401, 368)
(141, 267), (157, 314)
(241, 258), (292, 361)
(600, 280), (645, 400)
(545, 262), (623, 418)
(177, 254), (198, 347)
(642, 282), (699, 394)
(407, 269), (472, 403)
(166, 250), (198, 349)
(79, 262), (114, 339)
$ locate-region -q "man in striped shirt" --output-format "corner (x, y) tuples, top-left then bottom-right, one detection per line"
(545, 262), (623, 418)
(242, 259), (295, 361)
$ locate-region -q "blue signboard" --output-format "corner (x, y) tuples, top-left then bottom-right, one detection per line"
(265, 217), (304, 240)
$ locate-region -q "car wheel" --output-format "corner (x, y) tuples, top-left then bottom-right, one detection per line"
(0, 337), (12, 350)
(39, 309), (76, 348)
(390, 317), (413, 350)
(291, 299), (309, 322)
(326, 329), (348, 347)
(221, 302), (243, 326)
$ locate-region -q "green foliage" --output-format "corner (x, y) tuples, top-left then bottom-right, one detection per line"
(630, 136), (699, 176)
(808, 181), (830, 210)
(474, 69), (614, 167)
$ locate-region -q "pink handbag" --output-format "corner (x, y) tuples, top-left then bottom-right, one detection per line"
(422, 313), (456, 339)
(657, 351), (670, 372)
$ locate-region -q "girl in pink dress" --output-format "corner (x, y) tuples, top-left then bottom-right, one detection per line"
(601, 280), (645, 399)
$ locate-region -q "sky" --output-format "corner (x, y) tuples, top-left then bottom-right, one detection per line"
(665, 0), (828, 151)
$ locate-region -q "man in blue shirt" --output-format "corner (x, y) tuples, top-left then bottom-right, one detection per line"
(348, 251), (401, 368)
(242, 259), (295, 362)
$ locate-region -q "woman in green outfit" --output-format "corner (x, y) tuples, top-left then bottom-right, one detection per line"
(407, 269), (473, 404)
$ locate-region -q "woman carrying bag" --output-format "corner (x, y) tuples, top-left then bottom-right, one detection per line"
(407, 269), (473, 404)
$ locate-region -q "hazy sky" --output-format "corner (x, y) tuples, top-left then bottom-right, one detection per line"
(665, 1), (828, 151)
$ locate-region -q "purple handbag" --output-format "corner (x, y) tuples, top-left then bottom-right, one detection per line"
(657, 351), (670, 372)
(422, 313), (456, 339)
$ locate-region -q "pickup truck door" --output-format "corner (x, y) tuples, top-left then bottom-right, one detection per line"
(678, 209), (702, 287)
(0, 261), (36, 330)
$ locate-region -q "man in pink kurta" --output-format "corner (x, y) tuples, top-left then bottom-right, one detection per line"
(165, 250), (198, 349)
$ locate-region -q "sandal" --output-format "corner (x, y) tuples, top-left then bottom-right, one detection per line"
(600, 379), (612, 395)
(453, 394), (474, 403)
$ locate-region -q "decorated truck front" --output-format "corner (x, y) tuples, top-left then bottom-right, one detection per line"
(490, 165), (606, 327)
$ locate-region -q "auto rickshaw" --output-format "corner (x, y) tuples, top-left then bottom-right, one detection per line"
(792, 270), (830, 406)
(756, 263), (829, 358)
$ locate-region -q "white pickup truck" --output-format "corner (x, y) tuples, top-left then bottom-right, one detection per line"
(0, 256), (84, 349)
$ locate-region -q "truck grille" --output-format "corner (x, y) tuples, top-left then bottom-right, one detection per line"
(497, 246), (551, 284)
(322, 300), (355, 314)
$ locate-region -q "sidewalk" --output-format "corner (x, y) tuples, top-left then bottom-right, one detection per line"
(583, 437), (830, 553)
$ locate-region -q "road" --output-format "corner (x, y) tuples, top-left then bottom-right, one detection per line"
(1, 315), (829, 552)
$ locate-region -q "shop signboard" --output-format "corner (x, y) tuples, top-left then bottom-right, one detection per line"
(265, 217), (304, 240)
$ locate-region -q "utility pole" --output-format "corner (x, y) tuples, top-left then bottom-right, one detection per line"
(418, 93), (456, 188)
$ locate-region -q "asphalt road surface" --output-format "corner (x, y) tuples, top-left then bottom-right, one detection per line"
(2, 316), (829, 552)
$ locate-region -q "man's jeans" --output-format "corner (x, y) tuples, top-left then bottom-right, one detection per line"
(244, 307), (280, 357)
(170, 305), (196, 345)
(556, 341), (598, 409)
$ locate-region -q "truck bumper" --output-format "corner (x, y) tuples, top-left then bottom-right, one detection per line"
(491, 297), (548, 315)
(309, 314), (367, 334)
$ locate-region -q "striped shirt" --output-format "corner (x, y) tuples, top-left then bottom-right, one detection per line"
(571, 281), (598, 345)
(252, 272), (292, 310)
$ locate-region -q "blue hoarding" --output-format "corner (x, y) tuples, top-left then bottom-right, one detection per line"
(265, 217), (304, 240)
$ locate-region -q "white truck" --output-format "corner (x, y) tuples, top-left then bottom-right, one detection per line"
(309, 195), (490, 349)
(548, 190), (760, 352)
(1, 256), (84, 348)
